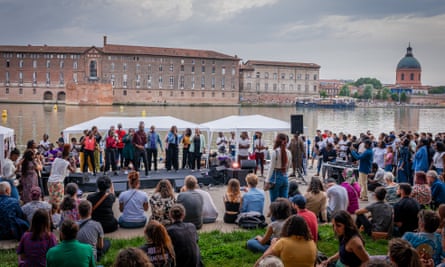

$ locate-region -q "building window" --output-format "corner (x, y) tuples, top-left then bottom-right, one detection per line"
(201, 76), (205, 88)
(73, 73), (78, 83)
(73, 61), (78, 70)
(247, 72), (251, 78)
(169, 76), (174, 88)
(148, 64), (152, 72)
(191, 65), (195, 73)
(181, 91), (184, 97)
(212, 59), (215, 65)
(46, 72), (50, 85)
(313, 85), (317, 92)
(5, 88), (9, 94)
(281, 73), (285, 79)
(410, 73), (414, 81)
(19, 60), (24, 68)
(265, 83), (269, 91)
(5, 71), (10, 83)
(59, 72), (64, 85)
(211, 77), (215, 88)
(19, 72), (23, 84)
(180, 65), (184, 72)
(256, 83), (260, 91)
(180, 75), (185, 89)
(191, 91), (195, 97)
(273, 84), (277, 91)
(123, 63), (127, 72)
(297, 74), (302, 80)
(256, 72), (260, 78)
(169, 64), (173, 72)
(33, 88), (36, 94)
(33, 60), (37, 68)
(222, 67), (226, 75)
(191, 59), (195, 64)
(159, 76), (163, 88)
(59, 60), (64, 69)
(191, 76), (195, 89)
(201, 60), (205, 65)
(305, 74), (309, 80)
(147, 75), (152, 88)
(123, 90), (127, 96)
(221, 77), (225, 89)
(46, 60), (51, 68)
(159, 65), (163, 72)
(281, 84), (285, 90)
(201, 66), (205, 73)
(298, 84), (301, 91)
(6, 60), (10, 68)
(202, 92), (205, 97)
(231, 78), (235, 90)
(273, 73), (277, 79)
(136, 74), (141, 88)
(313, 74), (317, 80)
(33, 72), (37, 83)
(89, 60), (97, 78)
(401, 73), (405, 81)
(289, 73), (293, 80)
(111, 63), (114, 71)
(264, 72), (269, 79)
(231, 67), (235, 76)
(212, 66), (215, 74)
(19, 88), (23, 94)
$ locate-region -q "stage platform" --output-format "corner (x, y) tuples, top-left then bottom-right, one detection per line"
(41, 169), (223, 195)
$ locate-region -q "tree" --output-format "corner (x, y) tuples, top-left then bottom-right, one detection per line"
(352, 92), (359, 99)
(400, 92), (408, 102)
(362, 85), (373, 100)
(429, 86), (445, 94)
(390, 93), (398, 101)
(374, 90), (381, 100)
(338, 85), (350, 96)
(320, 90), (328, 98)
(381, 87), (390, 100)
(354, 77), (382, 89)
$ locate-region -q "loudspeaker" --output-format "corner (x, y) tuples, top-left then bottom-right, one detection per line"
(290, 115), (303, 134)
(225, 168), (249, 186)
(66, 173), (90, 185)
(240, 160), (256, 169)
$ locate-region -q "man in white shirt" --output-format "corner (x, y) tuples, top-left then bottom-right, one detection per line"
(1, 148), (20, 199)
(216, 132), (228, 152)
(326, 178), (348, 219)
(237, 132), (250, 163)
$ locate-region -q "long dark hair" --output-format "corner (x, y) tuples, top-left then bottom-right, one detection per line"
(281, 215), (312, 241)
(30, 209), (51, 240)
(307, 177), (324, 194)
(389, 238), (422, 267)
(332, 210), (363, 244)
(144, 220), (176, 265)
(21, 149), (35, 174)
(273, 133), (288, 173)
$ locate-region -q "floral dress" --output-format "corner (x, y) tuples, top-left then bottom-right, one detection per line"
(21, 161), (39, 204)
(149, 192), (176, 226)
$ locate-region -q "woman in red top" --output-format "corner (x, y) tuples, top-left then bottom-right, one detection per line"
(104, 129), (118, 175)
(82, 131), (96, 175)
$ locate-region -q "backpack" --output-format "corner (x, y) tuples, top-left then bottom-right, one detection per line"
(236, 212), (267, 229)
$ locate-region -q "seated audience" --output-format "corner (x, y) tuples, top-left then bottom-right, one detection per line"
(167, 204), (202, 267)
(17, 209), (58, 267)
(256, 255), (284, 267)
(247, 198), (292, 253)
(77, 200), (109, 262)
(0, 181), (29, 240)
(139, 220), (176, 267)
(113, 247), (153, 267)
(411, 171), (432, 208)
(87, 175), (118, 233)
(427, 170), (445, 209)
(223, 178), (242, 223)
(384, 172), (399, 205)
(149, 179), (176, 226)
(21, 186), (51, 224)
(322, 210), (369, 267)
(355, 186), (393, 236)
(118, 171), (149, 228)
(402, 210), (443, 266)
(368, 163), (385, 192)
(60, 183), (81, 225)
(340, 177), (360, 215)
(394, 183), (421, 236)
(326, 178), (348, 219)
(241, 173), (265, 215)
(255, 215), (317, 267)
(291, 195), (318, 242)
(288, 180), (301, 199)
(46, 220), (95, 267)
(195, 184), (219, 224)
(177, 175), (204, 229)
(304, 177), (327, 222)
(388, 238), (422, 267)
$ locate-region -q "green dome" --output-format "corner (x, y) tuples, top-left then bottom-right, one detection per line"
(397, 45), (421, 70)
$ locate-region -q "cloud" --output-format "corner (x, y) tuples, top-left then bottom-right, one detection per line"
(208, 0), (279, 20)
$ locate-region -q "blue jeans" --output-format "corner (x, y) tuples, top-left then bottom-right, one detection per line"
(269, 170), (289, 202)
(246, 238), (269, 253)
(118, 216), (147, 228)
(0, 178), (19, 200)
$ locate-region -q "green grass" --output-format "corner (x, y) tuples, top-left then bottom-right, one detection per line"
(0, 225), (388, 267)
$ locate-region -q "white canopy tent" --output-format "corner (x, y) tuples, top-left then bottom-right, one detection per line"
(198, 115), (290, 159)
(62, 116), (199, 142)
(0, 125), (15, 175)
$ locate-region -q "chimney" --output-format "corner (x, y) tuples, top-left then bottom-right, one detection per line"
(103, 35), (107, 46)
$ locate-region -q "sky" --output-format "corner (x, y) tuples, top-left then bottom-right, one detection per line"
(1, 0), (445, 85)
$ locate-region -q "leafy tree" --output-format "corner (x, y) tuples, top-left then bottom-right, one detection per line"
(400, 92), (408, 102)
(352, 92), (359, 99)
(338, 85), (350, 96)
(320, 90), (328, 98)
(390, 93), (398, 101)
(381, 87), (390, 100)
(429, 86), (445, 94)
(362, 85), (373, 100)
(354, 77), (382, 89)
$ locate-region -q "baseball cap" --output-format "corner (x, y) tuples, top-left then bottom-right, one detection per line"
(291, 194), (306, 208)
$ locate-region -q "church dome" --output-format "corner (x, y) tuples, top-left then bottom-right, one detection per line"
(397, 45), (421, 70)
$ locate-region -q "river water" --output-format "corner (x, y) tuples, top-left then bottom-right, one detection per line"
(0, 103), (444, 149)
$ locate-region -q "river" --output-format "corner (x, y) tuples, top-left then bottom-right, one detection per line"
(0, 103), (444, 150)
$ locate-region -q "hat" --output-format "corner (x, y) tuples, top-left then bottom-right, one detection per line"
(327, 178), (337, 184)
(291, 194), (306, 208)
(31, 186), (41, 200)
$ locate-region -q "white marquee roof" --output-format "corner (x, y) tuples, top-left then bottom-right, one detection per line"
(198, 115), (290, 132)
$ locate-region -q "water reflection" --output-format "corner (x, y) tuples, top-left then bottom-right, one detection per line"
(1, 104), (443, 149)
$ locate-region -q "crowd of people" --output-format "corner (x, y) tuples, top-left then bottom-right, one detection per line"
(2, 126), (445, 266)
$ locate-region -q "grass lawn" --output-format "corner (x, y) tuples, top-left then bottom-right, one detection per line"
(0, 225), (389, 267)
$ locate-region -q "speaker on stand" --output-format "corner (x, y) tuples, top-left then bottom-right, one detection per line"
(290, 115), (304, 134)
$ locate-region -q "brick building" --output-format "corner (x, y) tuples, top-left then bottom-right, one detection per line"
(0, 36), (240, 105)
(239, 60), (320, 104)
